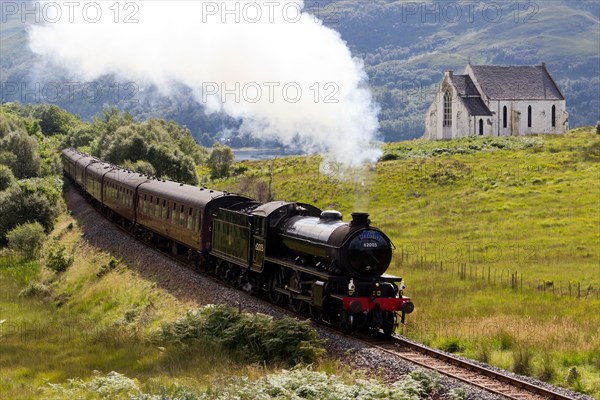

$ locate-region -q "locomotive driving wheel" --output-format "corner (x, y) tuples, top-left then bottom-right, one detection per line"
(268, 267), (286, 304)
(288, 271), (306, 314)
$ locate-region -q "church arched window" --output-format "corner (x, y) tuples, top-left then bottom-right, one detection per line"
(503, 106), (507, 129)
(527, 105), (532, 128)
(443, 90), (452, 127)
(551, 105), (556, 127)
(479, 119), (484, 135)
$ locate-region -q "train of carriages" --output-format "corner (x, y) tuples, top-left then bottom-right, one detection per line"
(61, 148), (413, 335)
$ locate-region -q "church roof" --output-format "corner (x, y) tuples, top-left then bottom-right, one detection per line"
(469, 65), (564, 100)
(461, 97), (493, 116)
(450, 75), (479, 96)
(449, 74), (492, 116)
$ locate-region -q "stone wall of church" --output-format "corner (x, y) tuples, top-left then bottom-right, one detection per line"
(485, 100), (568, 136)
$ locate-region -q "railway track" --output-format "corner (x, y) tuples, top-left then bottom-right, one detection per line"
(358, 334), (575, 400)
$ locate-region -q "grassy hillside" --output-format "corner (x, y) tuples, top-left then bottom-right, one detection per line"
(213, 128), (600, 396)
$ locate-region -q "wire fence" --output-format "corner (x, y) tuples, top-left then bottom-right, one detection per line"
(403, 259), (600, 300)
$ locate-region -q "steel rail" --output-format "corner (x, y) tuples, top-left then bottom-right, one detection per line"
(364, 334), (576, 400)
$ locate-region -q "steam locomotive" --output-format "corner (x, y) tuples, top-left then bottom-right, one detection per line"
(61, 148), (413, 335)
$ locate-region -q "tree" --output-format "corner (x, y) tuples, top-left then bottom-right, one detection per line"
(0, 165), (15, 191)
(31, 104), (78, 136)
(207, 144), (234, 179)
(0, 178), (62, 242)
(0, 108), (28, 139)
(0, 131), (42, 179)
(122, 159), (156, 176)
(147, 144), (198, 185)
(65, 124), (97, 148)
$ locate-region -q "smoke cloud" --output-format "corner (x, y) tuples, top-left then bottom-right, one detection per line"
(28, 1), (382, 166)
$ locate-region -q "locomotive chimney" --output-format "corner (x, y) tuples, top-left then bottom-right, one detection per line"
(351, 212), (370, 227)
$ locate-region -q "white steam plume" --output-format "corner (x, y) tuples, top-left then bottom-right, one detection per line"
(29, 1), (382, 166)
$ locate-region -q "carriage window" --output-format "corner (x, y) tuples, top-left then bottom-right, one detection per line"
(187, 208), (194, 230)
(155, 197), (160, 217)
(172, 203), (177, 224)
(163, 200), (167, 219)
(180, 205), (185, 226)
(197, 212), (201, 232)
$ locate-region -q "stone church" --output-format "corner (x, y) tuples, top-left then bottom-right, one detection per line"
(424, 63), (568, 140)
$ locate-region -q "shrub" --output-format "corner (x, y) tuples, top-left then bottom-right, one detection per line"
(0, 178), (62, 240)
(19, 281), (51, 298)
(45, 368), (442, 400)
(45, 242), (74, 273)
(6, 222), (46, 258)
(97, 257), (121, 278)
(437, 336), (465, 353)
(393, 369), (440, 398)
(45, 371), (141, 399)
(564, 366), (585, 392)
(448, 387), (469, 400)
(155, 305), (324, 366)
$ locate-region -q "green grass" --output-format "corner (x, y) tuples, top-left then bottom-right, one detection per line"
(213, 128), (600, 396)
(0, 214), (299, 399)
(2, 209), (391, 399)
